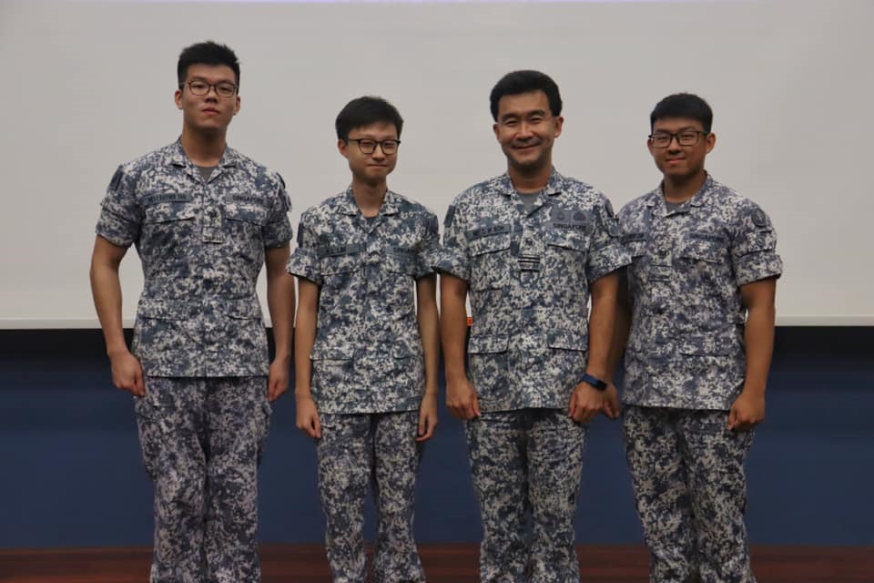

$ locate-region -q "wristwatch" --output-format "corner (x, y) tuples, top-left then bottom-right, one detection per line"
(580, 373), (608, 392)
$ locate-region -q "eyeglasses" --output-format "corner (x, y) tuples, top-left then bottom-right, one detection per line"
(347, 138), (401, 155)
(182, 80), (238, 98)
(649, 130), (708, 148)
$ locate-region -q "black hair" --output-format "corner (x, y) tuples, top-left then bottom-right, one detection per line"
(335, 96), (404, 141)
(177, 41), (240, 88)
(650, 93), (713, 132)
(489, 70), (562, 120)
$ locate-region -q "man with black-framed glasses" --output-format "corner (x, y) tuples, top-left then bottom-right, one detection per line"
(608, 93), (783, 583)
(287, 96), (440, 582)
(90, 41), (294, 582)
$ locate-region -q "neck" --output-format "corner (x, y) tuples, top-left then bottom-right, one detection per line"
(508, 162), (551, 194)
(351, 178), (388, 217)
(180, 126), (227, 167)
(662, 170), (708, 203)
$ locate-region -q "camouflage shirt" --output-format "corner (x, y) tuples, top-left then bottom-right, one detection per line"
(287, 188), (439, 414)
(618, 175), (783, 409)
(435, 170), (630, 412)
(95, 140), (293, 377)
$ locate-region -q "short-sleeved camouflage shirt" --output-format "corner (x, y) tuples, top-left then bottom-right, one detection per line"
(287, 188), (439, 414)
(618, 175), (783, 409)
(95, 140), (293, 377)
(434, 170), (630, 412)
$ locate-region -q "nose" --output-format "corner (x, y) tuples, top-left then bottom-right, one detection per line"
(667, 135), (682, 153)
(204, 85), (219, 101)
(516, 121), (535, 139)
(370, 144), (387, 159)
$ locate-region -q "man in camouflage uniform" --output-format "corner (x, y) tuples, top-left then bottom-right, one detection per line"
(609, 93), (783, 583)
(287, 96), (440, 583)
(89, 42), (294, 583)
(434, 70), (630, 582)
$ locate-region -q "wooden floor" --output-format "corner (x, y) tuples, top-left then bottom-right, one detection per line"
(1, 544), (871, 582)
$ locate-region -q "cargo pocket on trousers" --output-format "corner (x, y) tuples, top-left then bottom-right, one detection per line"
(133, 396), (162, 481)
(257, 399), (272, 466)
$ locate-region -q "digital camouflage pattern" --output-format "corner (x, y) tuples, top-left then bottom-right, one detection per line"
(436, 169), (628, 582)
(287, 188), (439, 414)
(96, 140), (293, 377)
(617, 175), (783, 409)
(97, 140), (290, 582)
(623, 406), (756, 583)
(135, 376), (271, 583)
(617, 175), (780, 583)
(316, 412), (425, 583)
(435, 170), (630, 412)
(466, 410), (587, 583)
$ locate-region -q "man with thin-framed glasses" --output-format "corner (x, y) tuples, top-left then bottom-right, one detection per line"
(287, 96), (440, 582)
(89, 41), (294, 582)
(608, 93), (783, 582)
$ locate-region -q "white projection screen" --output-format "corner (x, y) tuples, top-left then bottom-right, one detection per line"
(0, 0), (870, 327)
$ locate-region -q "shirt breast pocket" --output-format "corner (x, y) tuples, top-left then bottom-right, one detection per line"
(676, 235), (730, 290)
(319, 251), (361, 291)
(468, 234), (511, 291)
(622, 234), (648, 260)
(224, 202), (268, 228)
(679, 236), (725, 264)
(383, 249), (418, 277)
(143, 201), (197, 224)
(141, 202), (198, 259)
(381, 250), (418, 312)
(545, 230), (588, 283)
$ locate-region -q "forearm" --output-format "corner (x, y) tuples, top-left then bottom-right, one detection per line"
(605, 303), (631, 383)
(743, 303), (776, 396)
(440, 279), (469, 383)
(587, 274), (619, 380)
(605, 274), (632, 383)
(293, 292), (317, 399)
(90, 259), (128, 357)
(416, 278), (440, 396)
(267, 272), (295, 361)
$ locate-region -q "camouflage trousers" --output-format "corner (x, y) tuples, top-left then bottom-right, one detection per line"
(135, 376), (271, 583)
(622, 406), (756, 583)
(316, 411), (425, 583)
(465, 409), (587, 583)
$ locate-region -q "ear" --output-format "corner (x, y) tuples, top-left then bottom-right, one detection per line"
(493, 123), (500, 141)
(337, 139), (349, 159)
(174, 88), (183, 110)
(647, 136), (655, 156)
(234, 95), (241, 116)
(553, 116), (564, 138)
(705, 132), (716, 154)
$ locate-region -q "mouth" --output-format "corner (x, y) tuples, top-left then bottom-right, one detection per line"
(513, 143), (540, 151)
(202, 108), (220, 115)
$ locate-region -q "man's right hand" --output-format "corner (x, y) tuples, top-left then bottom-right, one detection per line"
(602, 383), (621, 420)
(446, 376), (480, 420)
(295, 394), (322, 439)
(109, 350), (145, 397)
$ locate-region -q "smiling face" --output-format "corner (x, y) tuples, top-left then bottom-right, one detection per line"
(648, 116), (715, 181)
(338, 121), (399, 187)
(174, 63), (240, 136)
(493, 90), (563, 176)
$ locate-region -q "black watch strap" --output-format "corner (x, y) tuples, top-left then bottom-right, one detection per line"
(580, 373), (608, 391)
